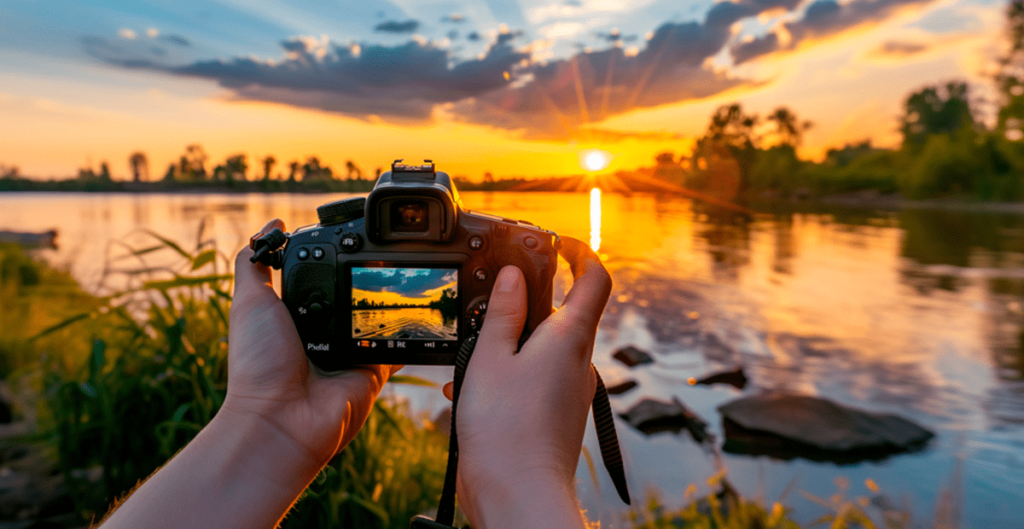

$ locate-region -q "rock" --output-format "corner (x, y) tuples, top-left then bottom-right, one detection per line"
(619, 397), (710, 443)
(719, 393), (934, 463)
(605, 380), (638, 396)
(612, 346), (653, 368)
(690, 367), (747, 390)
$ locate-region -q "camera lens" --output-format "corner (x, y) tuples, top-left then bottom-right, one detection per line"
(390, 200), (430, 232)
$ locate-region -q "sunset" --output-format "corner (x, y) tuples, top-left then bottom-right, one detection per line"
(2, 0), (1024, 528)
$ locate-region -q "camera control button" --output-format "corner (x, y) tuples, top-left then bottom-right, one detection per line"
(312, 247), (325, 260)
(308, 302), (323, 315)
(473, 268), (488, 282)
(339, 232), (362, 253)
(469, 236), (484, 250)
(297, 248), (310, 261)
(524, 236), (538, 249)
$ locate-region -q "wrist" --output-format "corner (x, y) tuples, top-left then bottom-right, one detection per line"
(461, 471), (586, 529)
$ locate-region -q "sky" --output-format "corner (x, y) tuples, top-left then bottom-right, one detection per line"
(352, 267), (458, 305)
(0, 0), (1011, 179)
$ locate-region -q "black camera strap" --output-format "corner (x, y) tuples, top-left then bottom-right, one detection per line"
(411, 334), (631, 529)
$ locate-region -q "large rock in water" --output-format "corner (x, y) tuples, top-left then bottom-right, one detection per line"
(719, 394), (934, 463)
(619, 397), (710, 444)
(612, 346), (653, 367)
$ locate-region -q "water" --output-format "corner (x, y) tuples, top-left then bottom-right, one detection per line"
(2, 191), (1023, 527)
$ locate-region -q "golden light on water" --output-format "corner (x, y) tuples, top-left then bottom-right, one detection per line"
(590, 187), (602, 252)
(581, 149), (611, 172)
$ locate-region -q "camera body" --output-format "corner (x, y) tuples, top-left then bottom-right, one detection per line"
(275, 160), (558, 370)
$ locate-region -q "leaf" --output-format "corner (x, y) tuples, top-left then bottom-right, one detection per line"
(143, 274), (233, 291)
(344, 494), (390, 526)
(89, 339), (105, 382)
(387, 375), (438, 387)
(78, 381), (98, 398)
(190, 249), (216, 271)
(171, 403), (190, 423)
(143, 230), (192, 260)
(29, 313), (91, 340)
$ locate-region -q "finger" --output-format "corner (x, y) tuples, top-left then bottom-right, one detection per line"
(234, 219), (286, 302)
(442, 381), (454, 401)
(475, 266), (527, 354)
(556, 236), (612, 332)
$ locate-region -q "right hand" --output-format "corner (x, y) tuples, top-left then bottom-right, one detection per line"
(442, 237), (612, 528)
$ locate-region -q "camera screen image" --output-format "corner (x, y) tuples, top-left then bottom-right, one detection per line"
(390, 200), (429, 232)
(350, 266), (458, 340)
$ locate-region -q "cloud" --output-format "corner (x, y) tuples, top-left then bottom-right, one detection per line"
(455, 0), (801, 138)
(596, 29), (637, 43)
(873, 39), (929, 57)
(374, 19), (419, 33)
(731, 0), (938, 65)
(441, 14), (466, 23)
(352, 267), (456, 296)
(467, 31), (481, 41)
(160, 34), (191, 47)
(86, 33), (529, 122)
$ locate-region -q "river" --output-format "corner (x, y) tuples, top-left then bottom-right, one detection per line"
(1, 191), (1022, 527)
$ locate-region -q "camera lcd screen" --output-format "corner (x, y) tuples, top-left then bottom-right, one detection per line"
(350, 266), (458, 345)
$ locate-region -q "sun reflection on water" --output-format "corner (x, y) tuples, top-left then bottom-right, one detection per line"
(590, 187), (601, 252)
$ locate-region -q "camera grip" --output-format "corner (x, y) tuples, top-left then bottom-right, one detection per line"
(493, 239), (556, 341)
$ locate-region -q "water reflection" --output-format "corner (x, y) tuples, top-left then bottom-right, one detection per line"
(2, 193), (1024, 526)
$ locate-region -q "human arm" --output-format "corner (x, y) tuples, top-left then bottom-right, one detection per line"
(444, 236), (612, 529)
(100, 219), (398, 529)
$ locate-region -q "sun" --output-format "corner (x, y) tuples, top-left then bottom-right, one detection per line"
(580, 149), (611, 172)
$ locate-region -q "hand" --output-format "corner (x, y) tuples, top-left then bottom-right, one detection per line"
(223, 218), (400, 478)
(443, 236), (612, 529)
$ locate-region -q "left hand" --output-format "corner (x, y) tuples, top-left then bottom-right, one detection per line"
(222, 218), (400, 470)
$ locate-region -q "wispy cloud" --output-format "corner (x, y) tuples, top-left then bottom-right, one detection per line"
(731, 0), (939, 65)
(374, 19), (420, 33)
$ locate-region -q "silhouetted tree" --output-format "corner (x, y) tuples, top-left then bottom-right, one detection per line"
(262, 155), (276, 181)
(129, 151), (148, 182)
(99, 162), (111, 181)
(288, 161), (299, 182)
(302, 157), (333, 181)
(177, 144), (209, 180)
(163, 163), (176, 182)
(225, 154), (248, 183)
(997, 0), (1024, 139)
(690, 103), (760, 195)
(345, 159), (363, 180)
(766, 107), (812, 147)
(900, 82), (976, 149)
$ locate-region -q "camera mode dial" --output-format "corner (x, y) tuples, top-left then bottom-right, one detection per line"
(466, 298), (488, 334)
(317, 197), (366, 226)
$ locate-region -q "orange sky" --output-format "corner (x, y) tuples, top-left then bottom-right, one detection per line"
(353, 282), (457, 306)
(0, 0), (1009, 180)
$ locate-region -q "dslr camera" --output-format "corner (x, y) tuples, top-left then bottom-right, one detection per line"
(251, 160), (558, 370)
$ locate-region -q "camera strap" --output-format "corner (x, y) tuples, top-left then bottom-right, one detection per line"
(411, 334), (631, 529)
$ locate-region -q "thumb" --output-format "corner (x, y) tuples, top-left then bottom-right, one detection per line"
(474, 266), (527, 359)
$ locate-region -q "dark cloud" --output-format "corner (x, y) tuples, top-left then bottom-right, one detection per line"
(466, 31), (481, 41)
(455, 0), (800, 138)
(447, 30), (459, 40)
(731, 0), (937, 64)
(441, 13), (466, 23)
(159, 34), (191, 47)
(595, 29), (637, 43)
(874, 39), (929, 56)
(86, 33), (529, 122)
(374, 19), (420, 33)
(352, 267), (457, 296)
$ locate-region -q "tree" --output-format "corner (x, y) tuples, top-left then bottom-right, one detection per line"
(689, 103), (760, 196)
(178, 144), (209, 180)
(345, 159), (362, 180)
(99, 162), (111, 181)
(288, 161), (300, 182)
(225, 154), (248, 183)
(261, 156), (276, 181)
(129, 152), (148, 182)
(997, 0), (1024, 139)
(899, 81), (976, 149)
(765, 107), (812, 148)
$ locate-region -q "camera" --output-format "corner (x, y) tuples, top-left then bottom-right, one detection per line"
(252, 160), (559, 370)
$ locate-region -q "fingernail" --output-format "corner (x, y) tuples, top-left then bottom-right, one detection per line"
(495, 266), (519, 293)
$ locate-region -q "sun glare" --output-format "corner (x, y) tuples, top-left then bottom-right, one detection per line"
(581, 149), (611, 172)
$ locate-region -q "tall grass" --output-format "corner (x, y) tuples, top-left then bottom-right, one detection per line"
(18, 231), (448, 527)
